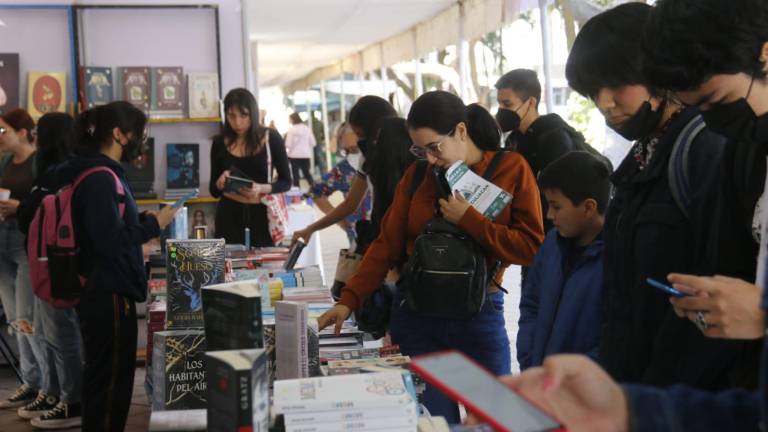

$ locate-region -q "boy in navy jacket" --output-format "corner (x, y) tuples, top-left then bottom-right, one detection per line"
(517, 151), (611, 369)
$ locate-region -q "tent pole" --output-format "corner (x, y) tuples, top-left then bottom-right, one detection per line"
(539, 0), (554, 113)
(321, 81), (331, 171)
(306, 89), (315, 175)
(340, 68), (346, 122)
(457, 1), (468, 100)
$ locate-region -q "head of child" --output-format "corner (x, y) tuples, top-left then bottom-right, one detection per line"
(538, 152), (611, 245)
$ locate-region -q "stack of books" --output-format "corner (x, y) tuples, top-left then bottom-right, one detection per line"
(146, 302), (166, 367)
(275, 301), (320, 380)
(273, 372), (419, 432)
(205, 349), (269, 432)
(282, 286), (334, 304)
(202, 280), (264, 351)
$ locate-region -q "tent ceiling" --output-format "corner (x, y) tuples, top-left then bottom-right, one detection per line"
(249, 0), (456, 88)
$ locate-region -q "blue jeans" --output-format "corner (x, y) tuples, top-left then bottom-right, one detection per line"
(34, 297), (82, 403)
(0, 219), (47, 390)
(389, 290), (511, 424)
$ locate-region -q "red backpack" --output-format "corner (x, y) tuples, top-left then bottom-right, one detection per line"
(27, 166), (126, 308)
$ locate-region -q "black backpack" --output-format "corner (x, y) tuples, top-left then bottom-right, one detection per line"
(399, 152), (507, 320)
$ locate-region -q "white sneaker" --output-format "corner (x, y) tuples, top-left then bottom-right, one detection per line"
(0, 384), (37, 409)
(30, 401), (82, 430)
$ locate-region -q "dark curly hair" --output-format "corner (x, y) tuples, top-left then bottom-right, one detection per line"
(643, 0), (768, 91)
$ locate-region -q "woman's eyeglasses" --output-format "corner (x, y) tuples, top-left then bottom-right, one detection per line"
(409, 128), (455, 159)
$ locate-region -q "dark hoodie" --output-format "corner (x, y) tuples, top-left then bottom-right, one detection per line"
(50, 154), (159, 302)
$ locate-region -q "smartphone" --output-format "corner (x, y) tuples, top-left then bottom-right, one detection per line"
(411, 351), (563, 432)
(171, 189), (199, 210)
(646, 277), (688, 298)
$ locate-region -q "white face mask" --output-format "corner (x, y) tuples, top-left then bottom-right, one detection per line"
(346, 152), (362, 171)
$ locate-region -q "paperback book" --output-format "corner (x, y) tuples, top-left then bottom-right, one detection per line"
(152, 330), (207, 411)
(152, 67), (185, 118)
(275, 301), (320, 379)
(187, 72), (219, 118)
(0, 53), (19, 115)
(202, 280), (264, 351)
(166, 143), (200, 190)
(205, 349), (269, 432)
(122, 137), (156, 198)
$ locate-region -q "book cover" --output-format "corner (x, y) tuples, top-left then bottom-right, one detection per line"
(262, 323), (277, 385)
(187, 72), (219, 119)
(122, 137), (155, 196)
(166, 143), (200, 190)
(205, 349), (269, 432)
(283, 405), (417, 427)
(27, 72), (66, 120)
(202, 280), (264, 351)
(445, 160), (513, 219)
(118, 67), (150, 111)
(165, 239), (225, 330)
(152, 330), (207, 411)
(81, 66), (113, 109)
(307, 322), (321, 377)
(272, 372), (414, 414)
(275, 301), (309, 380)
(284, 415), (418, 432)
(152, 67), (185, 115)
(0, 54), (19, 115)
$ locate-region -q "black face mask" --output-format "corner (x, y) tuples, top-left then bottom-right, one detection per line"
(120, 138), (143, 163)
(610, 100), (666, 141)
(496, 108), (521, 133)
(700, 87), (768, 144)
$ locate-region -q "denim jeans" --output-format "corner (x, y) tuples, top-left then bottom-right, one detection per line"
(0, 219), (47, 390)
(389, 290), (511, 424)
(34, 297), (83, 403)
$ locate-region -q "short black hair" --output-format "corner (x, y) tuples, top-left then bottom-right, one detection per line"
(643, 0), (768, 92)
(538, 151), (612, 214)
(495, 69), (542, 108)
(566, 2), (653, 99)
(348, 95), (397, 140)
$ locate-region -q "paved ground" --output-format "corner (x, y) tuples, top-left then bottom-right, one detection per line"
(0, 191), (523, 431)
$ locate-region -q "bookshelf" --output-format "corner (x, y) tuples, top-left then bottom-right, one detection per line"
(149, 117), (222, 125)
(137, 197), (219, 206)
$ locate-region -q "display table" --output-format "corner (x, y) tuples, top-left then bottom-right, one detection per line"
(286, 204), (325, 285)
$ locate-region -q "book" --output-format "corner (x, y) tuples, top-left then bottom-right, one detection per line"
(272, 372), (415, 414)
(283, 405), (418, 427)
(166, 143), (200, 190)
(152, 67), (185, 118)
(118, 67), (151, 111)
(205, 349), (269, 432)
(0, 54), (19, 115)
(284, 416), (418, 432)
(149, 409), (207, 431)
(187, 72), (219, 118)
(81, 66), (113, 109)
(27, 72), (66, 120)
(152, 330), (207, 410)
(122, 137), (155, 198)
(165, 239), (225, 329)
(445, 160), (513, 219)
(263, 323), (277, 384)
(202, 280), (264, 351)
(275, 301), (309, 380)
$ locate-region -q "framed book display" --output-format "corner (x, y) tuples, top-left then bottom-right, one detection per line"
(27, 71), (67, 120)
(0, 54), (19, 115)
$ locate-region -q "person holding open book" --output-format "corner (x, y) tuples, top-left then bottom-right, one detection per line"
(319, 91), (544, 423)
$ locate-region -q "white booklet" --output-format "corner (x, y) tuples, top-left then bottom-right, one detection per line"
(445, 161), (513, 220)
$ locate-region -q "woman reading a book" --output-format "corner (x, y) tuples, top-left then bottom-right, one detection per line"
(319, 91), (544, 423)
(210, 88), (291, 247)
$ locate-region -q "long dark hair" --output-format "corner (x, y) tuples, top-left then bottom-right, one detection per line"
(36, 112), (74, 175)
(407, 91), (501, 151)
(348, 95), (397, 139)
(367, 117), (416, 235)
(75, 101), (146, 154)
(222, 88), (267, 156)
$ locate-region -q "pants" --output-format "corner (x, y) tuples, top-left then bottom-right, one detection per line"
(35, 297), (82, 403)
(0, 219), (46, 390)
(389, 291), (511, 424)
(77, 291), (137, 431)
(290, 158), (314, 188)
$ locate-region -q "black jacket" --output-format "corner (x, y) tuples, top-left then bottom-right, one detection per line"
(600, 107), (760, 390)
(48, 154), (159, 302)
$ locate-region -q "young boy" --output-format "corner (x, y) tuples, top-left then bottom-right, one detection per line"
(517, 151), (611, 370)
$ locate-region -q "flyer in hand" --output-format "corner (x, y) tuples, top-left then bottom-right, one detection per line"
(444, 161), (512, 220)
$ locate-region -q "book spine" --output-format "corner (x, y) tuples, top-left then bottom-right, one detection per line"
(151, 335), (166, 410)
(300, 306), (308, 377)
(283, 405), (417, 426)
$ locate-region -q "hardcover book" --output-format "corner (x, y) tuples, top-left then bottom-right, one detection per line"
(205, 349), (269, 432)
(165, 239), (225, 330)
(0, 54), (19, 115)
(118, 67), (150, 111)
(152, 330), (207, 411)
(81, 66), (113, 109)
(27, 72), (66, 120)
(152, 67), (185, 117)
(202, 280), (264, 351)
(122, 137), (155, 197)
(187, 72), (219, 119)
(166, 143), (200, 190)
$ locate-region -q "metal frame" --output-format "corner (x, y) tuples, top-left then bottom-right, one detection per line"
(70, 3), (223, 113)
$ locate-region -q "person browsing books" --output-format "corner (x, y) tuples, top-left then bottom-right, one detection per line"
(319, 91), (544, 423)
(210, 88), (292, 247)
(517, 151), (610, 370)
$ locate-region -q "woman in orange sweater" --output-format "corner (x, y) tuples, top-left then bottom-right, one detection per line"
(319, 91), (544, 421)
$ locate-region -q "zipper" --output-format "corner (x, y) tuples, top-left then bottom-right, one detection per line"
(422, 270), (471, 275)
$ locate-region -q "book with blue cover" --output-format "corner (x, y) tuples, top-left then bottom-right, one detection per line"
(166, 143), (200, 190)
(166, 239), (225, 330)
(81, 66), (113, 108)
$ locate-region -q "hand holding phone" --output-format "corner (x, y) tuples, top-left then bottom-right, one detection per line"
(646, 278), (688, 298)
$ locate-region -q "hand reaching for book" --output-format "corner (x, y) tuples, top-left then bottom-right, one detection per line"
(318, 304), (352, 336)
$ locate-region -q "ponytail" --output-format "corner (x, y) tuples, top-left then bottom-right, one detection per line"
(407, 91), (501, 150)
(75, 101), (146, 154)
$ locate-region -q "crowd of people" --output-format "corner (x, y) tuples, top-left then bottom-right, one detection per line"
(0, 0), (766, 430)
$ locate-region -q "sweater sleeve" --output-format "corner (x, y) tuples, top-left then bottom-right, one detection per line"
(457, 152), (544, 266)
(268, 128), (292, 194)
(209, 136), (225, 198)
(338, 165), (416, 311)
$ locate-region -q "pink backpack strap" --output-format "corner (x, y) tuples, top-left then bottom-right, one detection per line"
(73, 166), (127, 217)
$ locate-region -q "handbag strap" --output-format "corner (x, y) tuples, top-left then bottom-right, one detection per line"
(264, 129), (273, 183)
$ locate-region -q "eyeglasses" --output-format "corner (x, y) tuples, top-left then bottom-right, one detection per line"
(409, 128), (455, 159)
(0, 127), (6, 136)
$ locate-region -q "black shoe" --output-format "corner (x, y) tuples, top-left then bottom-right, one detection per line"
(0, 384), (38, 409)
(17, 392), (58, 419)
(30, 402), (82, 430)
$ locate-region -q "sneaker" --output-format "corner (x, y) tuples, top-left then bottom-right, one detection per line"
(30, 402), (82, 430)
(0, 384), (38, 409)
(18, 392), (58, 419)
